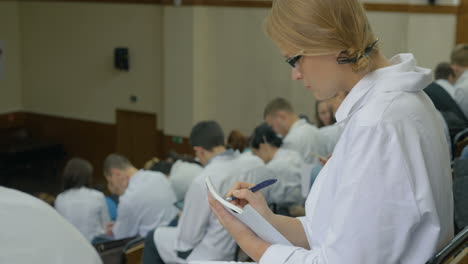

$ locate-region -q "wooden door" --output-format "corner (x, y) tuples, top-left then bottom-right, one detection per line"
(116, 110), (157, 169)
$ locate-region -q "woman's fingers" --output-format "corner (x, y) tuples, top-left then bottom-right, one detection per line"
(226, 182), (255, 197)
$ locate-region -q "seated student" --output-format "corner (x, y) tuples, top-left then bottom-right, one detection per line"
(227, 129), (249, 153)
(452, 44), (468, 117)
(433, 62), (457, 97)
(227, 129), (264, 165)
(0, 186), (102, 263)
(167, 157), (203, 203)
(55, 158), (110, 242)
(315, 100), (343, 157)
(315, 100), (336, 128)
(142, 121), (263, 264)
(243, 123), (303, 210)
(425, 62), (468, 140)
(263, 97), (322, 163)
(104, 154), (178, 240)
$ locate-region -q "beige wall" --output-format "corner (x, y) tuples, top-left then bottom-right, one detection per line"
(163, 6), (458, 136)
(191, 7), (315, 136)
(0, 1), (22, 113)
(20, 1), (164, 125)
(407, 13), (457, 69)
(3, 2), (459, 137)
(162, 6), (195, 136)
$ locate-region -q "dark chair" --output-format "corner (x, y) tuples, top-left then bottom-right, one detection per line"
(94, 236), (138, 264)
(454, 176), (468, 232)
(121, 236), (146, 264)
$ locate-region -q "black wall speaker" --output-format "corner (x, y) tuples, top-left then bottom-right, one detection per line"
(114, 47), (129, 71)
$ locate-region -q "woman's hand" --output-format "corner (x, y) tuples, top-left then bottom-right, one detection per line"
(208, 193), (271, 262)
(225, 181), (274, 222)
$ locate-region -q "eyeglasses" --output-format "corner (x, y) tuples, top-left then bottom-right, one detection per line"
(285, 50), (304, 69)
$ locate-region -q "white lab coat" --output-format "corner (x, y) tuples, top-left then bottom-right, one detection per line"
(154, 150), (263, 263)
(318, 124), (343, 156)
(113, 170), (178, 239)
(282, 119), (322, 163)
(55, 187), (109, 241)
(170, 160), (203, 201)
(454, 70), (468, 118)
(243, 148), (303, 206)
(0, 187), (102, 264)
(259, 54), (454, 264)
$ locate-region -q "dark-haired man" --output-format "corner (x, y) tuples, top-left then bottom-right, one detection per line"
(143, 121), (262, 264)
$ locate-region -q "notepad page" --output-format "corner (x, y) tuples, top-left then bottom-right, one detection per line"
(205, 174), (243, 214)
(232, 204), (292, 246)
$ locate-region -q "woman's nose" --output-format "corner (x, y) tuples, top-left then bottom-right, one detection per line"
(291, 68), (303, 80)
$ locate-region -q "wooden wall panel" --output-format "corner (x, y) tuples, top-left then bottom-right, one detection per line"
(0, 112), (26, 130)
(116, 109), (158, 169)
(21, 0), (461, 14)
(0, 112), (193, 191)
(161, 134), (194, 158)
(24, 112), (116, 187)
(456, 0), (468, 44)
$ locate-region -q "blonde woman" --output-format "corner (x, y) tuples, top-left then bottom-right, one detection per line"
(208, 0), (454, 263)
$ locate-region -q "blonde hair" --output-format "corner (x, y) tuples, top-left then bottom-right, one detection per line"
(451, 44), (468, 67)
(265, 0), (378, 73)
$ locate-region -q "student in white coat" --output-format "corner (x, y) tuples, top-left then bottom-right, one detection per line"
(55, 158), (109, 242)
(104, 154), (178, 240)
(452, 44), (468, 117)
(169, 159), (203, 202)
(264, 97), (322, 163)
(208, 0), (454, 263)
(243, 123), (303, 208)
(0, 187), (102, 264)
(142, 121), (263, 264)
(315, 100), (343, 157)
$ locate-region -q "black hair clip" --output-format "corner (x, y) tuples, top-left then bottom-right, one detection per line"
(336, 39), (379, 65)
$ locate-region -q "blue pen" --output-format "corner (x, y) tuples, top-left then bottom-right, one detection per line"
(225, 179), (278, 202)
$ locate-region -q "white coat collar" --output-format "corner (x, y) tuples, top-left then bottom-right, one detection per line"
(205, 149), (236, 166)
(335, 53), (431, 123)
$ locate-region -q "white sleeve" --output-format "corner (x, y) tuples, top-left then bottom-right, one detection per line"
(259, 124), (423, 264)
(113, 198), (137, 239)
(176, 177), (211, 251)
(99, 194), (110, 228)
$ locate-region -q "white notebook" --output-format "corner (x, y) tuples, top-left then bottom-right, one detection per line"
(205, 175), (292, 246)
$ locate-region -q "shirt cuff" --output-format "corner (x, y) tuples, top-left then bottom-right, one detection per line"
(259, 244), (297, 264)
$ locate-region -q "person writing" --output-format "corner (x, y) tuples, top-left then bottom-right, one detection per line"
(208, 0), (454, 263)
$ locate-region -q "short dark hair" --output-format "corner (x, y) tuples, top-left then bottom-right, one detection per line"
(189, 121), (225, 151)
(250, 123), (283, 149)
(103, 153), (133, 176)
(150, 160), (173, 175)
(63, 158), (93, 191)
(435, 62), (455, 80)
(263, 97), (294, 118)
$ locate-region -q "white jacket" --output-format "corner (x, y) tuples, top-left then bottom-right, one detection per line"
(154, 150), (263, 263)
(260, 54), (454, 264)
(282, 119), (322, 163)
(0, 187), (102, 264)
(170, 160), (203, 201)
(113, 170), (178, 239)
(55, 187), (109, 241)
(244, 148), (303, 206)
